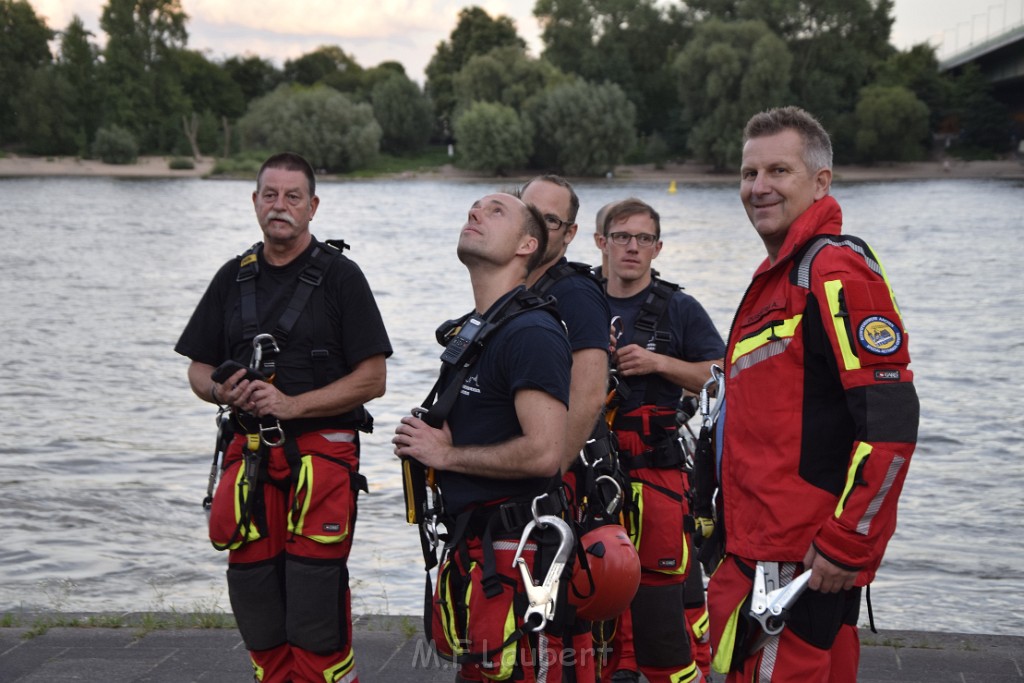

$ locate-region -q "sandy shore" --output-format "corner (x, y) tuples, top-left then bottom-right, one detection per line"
(1, 154), (1021, 183)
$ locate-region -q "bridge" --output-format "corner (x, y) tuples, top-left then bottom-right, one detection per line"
(939, 24), (1024, 116)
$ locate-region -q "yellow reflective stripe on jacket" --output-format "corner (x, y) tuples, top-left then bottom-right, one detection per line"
(730, 315), (802, 378)
(835, 442), (873, 518)
(711, 599), (747, 675)
(824, 279), (860, 371)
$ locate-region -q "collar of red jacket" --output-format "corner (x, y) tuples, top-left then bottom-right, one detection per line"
(754, 195), (843, 277)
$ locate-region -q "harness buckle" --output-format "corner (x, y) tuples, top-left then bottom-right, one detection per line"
(260, 421), (286, 447)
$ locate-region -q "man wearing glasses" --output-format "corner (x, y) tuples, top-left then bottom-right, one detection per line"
(520, 175), (612, 680)
(598, 198), (723, 683)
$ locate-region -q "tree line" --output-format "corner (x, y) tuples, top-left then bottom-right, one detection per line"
(0, 0), (1014, 175)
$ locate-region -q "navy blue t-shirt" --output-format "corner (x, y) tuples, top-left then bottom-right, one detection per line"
(608, 282), (724, 411)
(438, 289), (572, 516)
(539, 258), (611, 354)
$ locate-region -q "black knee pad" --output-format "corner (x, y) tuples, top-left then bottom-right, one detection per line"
(631, 582), (692, 668)
(227, 559), (287, 651)
(285, 555), (349, 654)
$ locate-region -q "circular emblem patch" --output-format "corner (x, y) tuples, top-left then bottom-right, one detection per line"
(857, 316), (901, 355)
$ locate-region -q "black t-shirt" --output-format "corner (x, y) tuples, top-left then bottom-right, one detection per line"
(608, 282), (724, 411)
(175, 238), (392, 399)
(541, 258), (611, 354)
(438, 289), (572, 516)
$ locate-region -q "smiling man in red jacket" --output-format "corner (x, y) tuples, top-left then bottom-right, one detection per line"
(706, 106), (919, 683)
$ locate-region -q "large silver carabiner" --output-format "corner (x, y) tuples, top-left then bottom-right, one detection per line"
(700, 363), (725, 431)
(511, 514), (575, 632)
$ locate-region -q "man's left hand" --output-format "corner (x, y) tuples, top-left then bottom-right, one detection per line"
(803, 544), (858, 593)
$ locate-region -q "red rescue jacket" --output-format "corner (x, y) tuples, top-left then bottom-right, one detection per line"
(720, 196), (919, 584)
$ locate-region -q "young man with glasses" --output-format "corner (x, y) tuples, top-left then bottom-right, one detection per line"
(598, 198), (723, 683)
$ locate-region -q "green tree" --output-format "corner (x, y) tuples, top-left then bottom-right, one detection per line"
(15, 67), (79, 155)
(99, 0), (190, 153)
(238, 85), (381, 172)
(875, 43), (949, 131)
(425, 6), (526, 126)
(681, 0), (895, 158)
(674, 19), (792, 169)
(453, 101), (532, 174)
(173, 49), (246, 156)
(55, 15), (103, 153)
(0, 0), (54, 144)
(452, 46), (567, 117)
(949, 64), (1011, 155)
(370, 73), (434, 154)
(534, 0), (688, 140)
(284, 45), (364, 94)
(854, 85), (929, 161)
(222, 54), (282, 105)
(526, 79), (636, 176)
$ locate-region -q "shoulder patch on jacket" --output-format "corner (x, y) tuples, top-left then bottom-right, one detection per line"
(857, 315), (902, 355)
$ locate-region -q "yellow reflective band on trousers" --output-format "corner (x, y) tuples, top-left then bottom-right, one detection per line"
(231, 467), (262, 549)
(691, 606), (710, 639)
(438, 561), (469, 656)
(288, 455), (349, 544)
(824, 280), (861, 371)
(835, 442), (873, 518)
(670, 661), (701, 683)
(711, 599), (746, 675)
(251, 658), (265, 680)
(629, 481), (689, 576)
(323, 647), (356, 683)
(483, 604), (518, 681)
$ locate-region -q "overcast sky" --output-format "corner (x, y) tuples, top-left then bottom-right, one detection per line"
(30, 0), (1024, 82)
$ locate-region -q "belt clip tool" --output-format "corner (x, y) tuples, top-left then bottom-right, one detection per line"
(750, 561), (811, 637)
(512, 502), (575, 632)
(251, 333), (285, 447)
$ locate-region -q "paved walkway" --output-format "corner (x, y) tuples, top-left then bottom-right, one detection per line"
(0, 614), (1021, 682)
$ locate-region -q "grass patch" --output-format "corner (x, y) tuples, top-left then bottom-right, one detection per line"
(340, 147), (451, 178)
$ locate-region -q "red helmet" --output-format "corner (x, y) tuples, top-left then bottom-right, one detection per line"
(568, 524), (640, 621)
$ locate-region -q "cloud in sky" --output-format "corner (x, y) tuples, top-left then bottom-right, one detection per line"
(31, 0), (543, 82)
(30, 0), (1012, 81)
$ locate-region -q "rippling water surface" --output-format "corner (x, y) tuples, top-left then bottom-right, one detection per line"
(1, 175), (1021, 635)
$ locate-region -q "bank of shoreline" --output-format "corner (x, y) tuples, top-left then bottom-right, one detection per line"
(1, 154), (1022, 184)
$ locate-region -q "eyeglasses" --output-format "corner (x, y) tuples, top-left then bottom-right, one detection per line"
(543, 214), (572, 231)
(607, 231), (658, 247)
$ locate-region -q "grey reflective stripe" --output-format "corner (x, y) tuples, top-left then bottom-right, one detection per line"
(493, 540), (537, 552)
(795, 237), (883, 289)
(321, 431), (356, 443)
(730, 338), (792, 378)
(858, 455), (906, 535)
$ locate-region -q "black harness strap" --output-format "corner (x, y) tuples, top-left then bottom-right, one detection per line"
(531, 260), (602, 298)
(614, 275), (681, 406)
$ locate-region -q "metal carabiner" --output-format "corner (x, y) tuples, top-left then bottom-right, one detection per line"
(594, 474), (624, 517)
(251, 333), (280, 372)
(511, 514), (575, 632)
(699, 364), (725, 429)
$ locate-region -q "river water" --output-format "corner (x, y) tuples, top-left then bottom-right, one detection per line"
(0, 175), (1021, 636)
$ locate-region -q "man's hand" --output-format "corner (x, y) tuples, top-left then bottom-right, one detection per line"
(803, 544), (858, 593)
(614, 343), (661, 377)
(392, 412), (452, 469)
